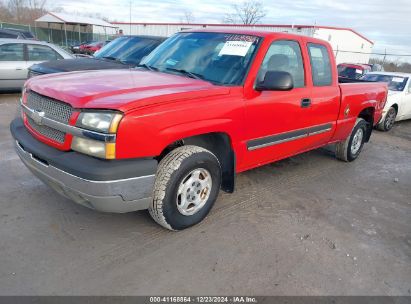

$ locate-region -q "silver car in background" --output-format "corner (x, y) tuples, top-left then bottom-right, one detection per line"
(0, 39), (74, 90)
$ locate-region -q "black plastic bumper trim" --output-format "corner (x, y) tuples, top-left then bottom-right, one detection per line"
(10, 118), (158, 181)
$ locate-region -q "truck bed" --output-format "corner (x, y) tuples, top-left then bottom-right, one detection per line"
(338, 81), (387, 126)
(339, 77), (375, 83)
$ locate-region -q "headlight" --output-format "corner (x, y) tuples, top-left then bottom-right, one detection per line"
(71, 137), (116, 159)
(76, 111), (123, 133)
(72, 111), (123, 159)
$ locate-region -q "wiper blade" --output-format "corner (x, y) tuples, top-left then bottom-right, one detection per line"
(99, 56), (127, 64)
(164, 68), (204, 80)
(137, 64), (157, 71)
(101, 56), (117, 60)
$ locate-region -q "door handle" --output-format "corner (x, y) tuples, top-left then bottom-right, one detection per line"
(301, 98), (311, 108)
(16, 68), (23, 70)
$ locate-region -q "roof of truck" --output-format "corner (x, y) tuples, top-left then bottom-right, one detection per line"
(338, 63), (371, 70)
(181, 28), (328, 43)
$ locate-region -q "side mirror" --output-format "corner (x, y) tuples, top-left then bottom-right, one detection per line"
(256, 71), (294, 91)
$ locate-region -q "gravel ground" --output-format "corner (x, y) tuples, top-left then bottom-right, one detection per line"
(0, 93), (410, 296)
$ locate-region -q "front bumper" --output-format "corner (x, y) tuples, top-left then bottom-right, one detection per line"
(10, 118), (157, 213)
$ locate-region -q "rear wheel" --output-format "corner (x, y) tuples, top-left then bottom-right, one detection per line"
(149, 145), (221, 231)
(336, 118), (367, 162)
(377, 107), (397, 131)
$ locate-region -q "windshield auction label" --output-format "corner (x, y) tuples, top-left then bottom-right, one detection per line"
(392, 77), (404, 82)
(219, 41), (252, 57)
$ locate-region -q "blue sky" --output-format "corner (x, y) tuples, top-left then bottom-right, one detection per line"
(53, 0), (411, 61)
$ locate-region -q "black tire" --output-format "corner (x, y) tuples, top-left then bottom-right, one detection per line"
(377, 107), (397, 131)
(149, 145), (222, 231)
(335, 118), (367, 162)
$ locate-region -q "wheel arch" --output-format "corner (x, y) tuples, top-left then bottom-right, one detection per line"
(158, 132), (236, 193)
(390, 103), (399, 113)
(358, 107), (375, 142)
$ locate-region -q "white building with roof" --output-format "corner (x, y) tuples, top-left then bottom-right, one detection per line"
(35, 12), (118, 46)
(112, 22), (373, 64)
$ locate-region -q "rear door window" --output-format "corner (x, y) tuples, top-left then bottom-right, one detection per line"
(308, 43), (333, 86)
(27, 44), (62, 61)
(0, 43), (24, 61)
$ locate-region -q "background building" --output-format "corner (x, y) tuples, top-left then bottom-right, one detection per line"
(34, 12), (118, 47)
(112, 22), (373, 64)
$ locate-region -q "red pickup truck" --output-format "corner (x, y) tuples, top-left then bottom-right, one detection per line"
(11, 29), (387, 230)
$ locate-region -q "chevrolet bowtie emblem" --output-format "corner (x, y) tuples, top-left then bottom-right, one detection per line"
(32, 110), (45, 125)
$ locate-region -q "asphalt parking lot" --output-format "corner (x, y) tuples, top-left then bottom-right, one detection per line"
(0, 93), (410, 296)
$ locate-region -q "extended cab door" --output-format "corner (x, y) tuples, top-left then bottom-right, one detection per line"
(243, 38), (316, 168)
(304, 42), (340, 145)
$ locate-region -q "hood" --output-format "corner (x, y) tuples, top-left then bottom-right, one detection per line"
(30, 58), (130, 74)
(388, 90), (402, 96)
(26, 69), (230, 112)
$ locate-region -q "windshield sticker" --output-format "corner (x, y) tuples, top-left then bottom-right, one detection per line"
(392, 77), (404, 82)
(218, 41), (253, 57)
(356, 69), (362, 74)
(224, 34), (258, 43)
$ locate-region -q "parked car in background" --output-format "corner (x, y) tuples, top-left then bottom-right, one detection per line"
(28, 35), (166, 77)
(70, 40), (95, 54)
(80, 40), (111, 55)
(365, 63), (384, 72)
(0, 39), (73, 90)
(362, 72), (411, 131)
(338, 63), (371, 80)
(0, 28), (36, 40)
(11, 30), (387, 230)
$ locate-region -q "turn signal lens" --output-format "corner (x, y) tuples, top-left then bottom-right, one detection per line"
(71, 137), (116, 159)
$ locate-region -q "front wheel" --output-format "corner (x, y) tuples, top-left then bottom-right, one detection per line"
(377, 107), (397, 131)
(149, 145), (221, 231)
(335, 118), (367, 162)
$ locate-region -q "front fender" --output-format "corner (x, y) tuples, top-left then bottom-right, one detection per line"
(115, 91), (245, 159)
(159, 118), (234, 144)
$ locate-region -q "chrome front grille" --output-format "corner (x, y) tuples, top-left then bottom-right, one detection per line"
(27, 117), (66, 143)
(26, 91), (72, 123)
(25, 91), (73, 143)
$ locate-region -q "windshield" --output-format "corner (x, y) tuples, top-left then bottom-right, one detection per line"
(22, 31), (35, 39)
(141, 32), (261, 85)
(361, 74), (409, 91)
(95, 36), (161, 65)
(338, 65), (365, 79)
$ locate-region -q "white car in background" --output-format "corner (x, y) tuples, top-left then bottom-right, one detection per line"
(0, 39), (74, 91)
(362, 72), (411, 131)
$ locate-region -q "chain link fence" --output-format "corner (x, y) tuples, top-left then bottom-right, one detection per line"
(0, 22), (113, 51)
